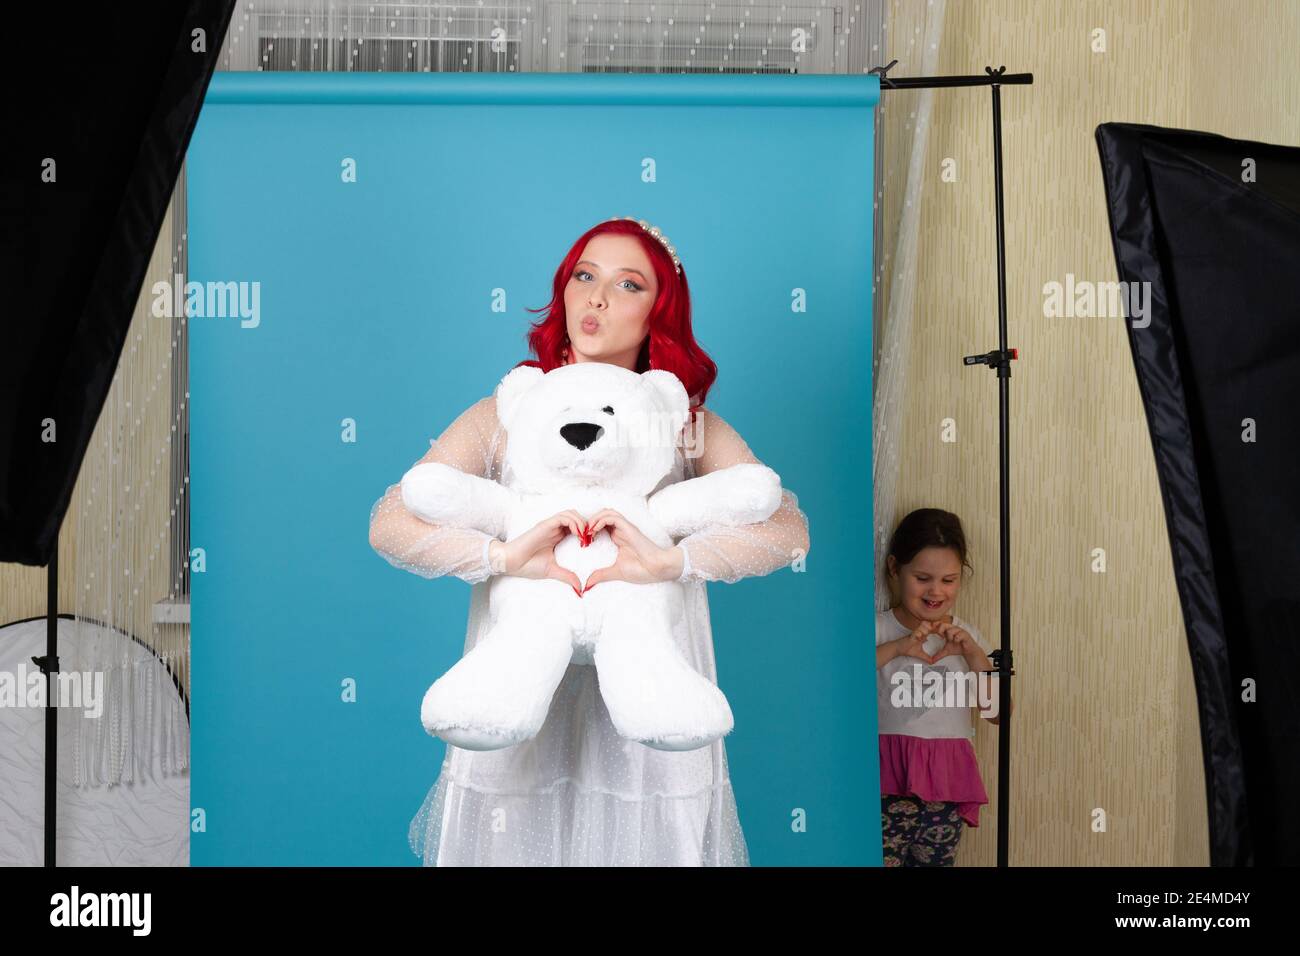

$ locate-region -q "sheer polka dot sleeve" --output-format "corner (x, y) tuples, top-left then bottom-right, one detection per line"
(676, 408), (811, 584)
(368, 395), (507, 585)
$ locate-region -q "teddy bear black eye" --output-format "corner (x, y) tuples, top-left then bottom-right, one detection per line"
(601, 405), (614, 415)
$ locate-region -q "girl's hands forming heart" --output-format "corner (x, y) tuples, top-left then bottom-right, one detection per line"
(927, 621), (977, 663)
(894, 620), (941, 665)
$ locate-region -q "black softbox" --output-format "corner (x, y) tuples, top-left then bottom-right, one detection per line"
(1096, 123), (1300, 866)
(0, 3), (235, 567)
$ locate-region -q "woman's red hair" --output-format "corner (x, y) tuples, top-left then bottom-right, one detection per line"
(514, 218), (718, 419)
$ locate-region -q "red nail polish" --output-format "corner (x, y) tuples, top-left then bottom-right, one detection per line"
(571, 584), (582, 598)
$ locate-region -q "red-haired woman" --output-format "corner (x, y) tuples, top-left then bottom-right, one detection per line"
(369, 216), (810, 866)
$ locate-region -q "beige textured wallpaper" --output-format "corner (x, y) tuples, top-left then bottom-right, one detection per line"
(892, 0), (1300, 865)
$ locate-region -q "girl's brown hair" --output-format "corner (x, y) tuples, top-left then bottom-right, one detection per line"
(885, 508), (974, 589)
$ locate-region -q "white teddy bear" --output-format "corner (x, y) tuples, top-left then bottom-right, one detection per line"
(399, 361), (784, 753)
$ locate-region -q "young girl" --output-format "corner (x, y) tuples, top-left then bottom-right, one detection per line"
(368, 216), (810, 866)
(876, 508), (1005, 866)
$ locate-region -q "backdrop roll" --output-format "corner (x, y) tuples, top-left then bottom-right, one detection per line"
(187, 71), (878, 865)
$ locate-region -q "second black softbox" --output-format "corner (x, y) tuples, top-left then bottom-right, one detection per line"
(1097, 122), (1300, 866)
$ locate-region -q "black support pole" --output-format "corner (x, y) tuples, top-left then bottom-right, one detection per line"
(989, 72), (1015, 871)
(878, 65), (1029, 868)
(36, 547), (59, 867)
(878, 72), (1032, 90)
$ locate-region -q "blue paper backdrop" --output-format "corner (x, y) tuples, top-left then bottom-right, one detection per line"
(187, 71), (878, 865)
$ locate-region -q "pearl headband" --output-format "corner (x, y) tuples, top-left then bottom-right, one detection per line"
(608, 215), (682, 275)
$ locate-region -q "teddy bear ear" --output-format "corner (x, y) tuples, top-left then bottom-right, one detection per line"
(641, 368), (690, 433)
(494, 365), (545, 428)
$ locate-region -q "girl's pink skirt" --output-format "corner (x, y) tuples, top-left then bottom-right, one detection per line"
(879, 733), (990, 828)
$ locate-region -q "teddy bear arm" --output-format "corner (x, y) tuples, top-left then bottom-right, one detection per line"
(647, 462), (783, 537)
(400, 461), (515, 537)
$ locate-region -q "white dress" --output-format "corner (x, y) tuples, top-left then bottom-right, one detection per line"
(369, 385), (811, 866)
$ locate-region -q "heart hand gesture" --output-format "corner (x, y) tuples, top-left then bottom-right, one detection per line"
(894, 620), (942, 665)
(927, 621), (978, 664)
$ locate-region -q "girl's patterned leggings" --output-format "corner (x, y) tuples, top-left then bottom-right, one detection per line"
(880, 793), (966, 867)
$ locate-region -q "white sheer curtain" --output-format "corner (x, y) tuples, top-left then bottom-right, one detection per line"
(873, 0), (947, 612)
(65, 171), (191, 789)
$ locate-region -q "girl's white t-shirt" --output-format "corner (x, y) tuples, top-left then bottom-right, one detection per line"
(876, 608), (994, 740)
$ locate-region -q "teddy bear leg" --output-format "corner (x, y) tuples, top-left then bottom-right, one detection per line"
(421, 608), (575, 751)
(593, 597), (734, 752)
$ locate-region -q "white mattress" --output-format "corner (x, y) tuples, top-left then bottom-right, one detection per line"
(0, 617), (189, 866)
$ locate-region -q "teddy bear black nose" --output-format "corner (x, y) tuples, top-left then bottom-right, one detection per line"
(560, 422), (604, 451)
